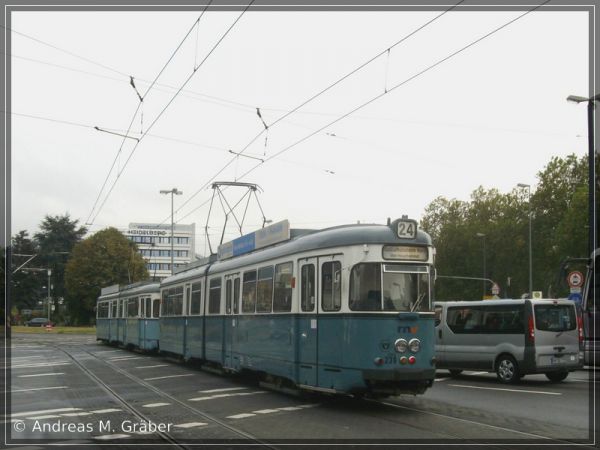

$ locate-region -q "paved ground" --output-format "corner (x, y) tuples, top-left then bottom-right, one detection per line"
(3, 333), (596, 448)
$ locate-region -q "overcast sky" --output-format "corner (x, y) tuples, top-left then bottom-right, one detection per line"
(10, 6), (589, 255)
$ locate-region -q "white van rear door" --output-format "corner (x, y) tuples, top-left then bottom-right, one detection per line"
(533, 303), (580, 368)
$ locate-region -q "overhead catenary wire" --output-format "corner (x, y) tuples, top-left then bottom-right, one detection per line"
(171, 0), (465, 224)
(175, 0), (549, 225)
(88, 1), (254, 227)
(84, 7), (212, 225)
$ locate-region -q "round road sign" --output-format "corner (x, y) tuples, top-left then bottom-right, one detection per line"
(567, 271), (584, 288)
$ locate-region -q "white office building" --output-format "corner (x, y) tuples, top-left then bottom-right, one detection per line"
(123, 223), (196, 280)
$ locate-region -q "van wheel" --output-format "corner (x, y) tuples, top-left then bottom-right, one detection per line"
(545, 371), (568, 382)
(448, 369), (463, 377)
(496, 355), (519, 384)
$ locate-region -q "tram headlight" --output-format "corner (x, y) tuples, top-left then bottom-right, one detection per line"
(394, 338), (408, 353)
(408, 338), (421, 353)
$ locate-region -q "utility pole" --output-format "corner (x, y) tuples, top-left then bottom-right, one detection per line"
(160, 188), (183, 275)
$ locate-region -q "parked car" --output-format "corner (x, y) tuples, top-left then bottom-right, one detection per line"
(25, 317), (53, 327)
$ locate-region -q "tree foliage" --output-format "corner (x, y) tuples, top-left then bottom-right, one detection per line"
(11, 230), (43, 310)
(65, 227), (149, 324)
(421, 153), (588, 300)
(34, 214), (87, 301)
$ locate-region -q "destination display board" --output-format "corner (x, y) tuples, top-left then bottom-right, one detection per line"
(218, 220), (290, 260)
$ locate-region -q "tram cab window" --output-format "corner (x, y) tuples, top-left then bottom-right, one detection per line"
(274, 262), (293, 312)
(209, 278), (222, 314)
(257, 266), (274, 313)
(190, 282), (202, 315)
(350, 264), (382, 311)
(301, 264), (315, 312)
(322, 261), (341, 311)
(349, 263), (430, 312)
(242, 270), (257, 313)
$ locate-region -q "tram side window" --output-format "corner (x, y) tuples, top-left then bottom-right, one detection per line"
(97, 302), (109, 318)
(226, 279), (232, 314)
(127, 298), (139, 318)
(322, 261), (341, 312)
(257, 266), (274, 313)
(301, 264), (315, 312)
(209, 278), (222, 314)
(190, 282), (202, 315)
(145, 298), (151, 318)
(242, 270), (257, 313)
(234, 278), (240, 314)
(171, 287), (184, 316)
(153, 298), (160, 318)
(273, 262), (293, 312)
(111, 301), (117, 318)
(161, 290), (170, 316)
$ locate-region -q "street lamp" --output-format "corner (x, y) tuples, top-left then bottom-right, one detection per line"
(567, 93), (599, 254)
(47, 269), (52, 320)
(476, 233), (486, 298)
(517, 183), (532, 298)
(160, 188), (183, 275)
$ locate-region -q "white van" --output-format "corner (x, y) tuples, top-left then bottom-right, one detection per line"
(434, 299), (583, 383)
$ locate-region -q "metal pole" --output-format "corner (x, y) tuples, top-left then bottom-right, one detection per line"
(587, 100), (596, 254)
(47, 269), (52, 321)
(171, 191), (174, 275)
(483, 235), (486, 298)
(528, 186), (533, 298)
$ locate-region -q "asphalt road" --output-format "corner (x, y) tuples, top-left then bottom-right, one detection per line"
(3, 333), (596, 448)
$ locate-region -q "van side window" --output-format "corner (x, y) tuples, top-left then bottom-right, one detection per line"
(448, 305), (524, 334)
(447, 307), (483, 333)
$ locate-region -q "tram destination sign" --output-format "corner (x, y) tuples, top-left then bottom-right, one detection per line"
(218, 220), (290, 260)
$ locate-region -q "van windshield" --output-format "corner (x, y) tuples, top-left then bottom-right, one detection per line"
(534, 304), (576, 332)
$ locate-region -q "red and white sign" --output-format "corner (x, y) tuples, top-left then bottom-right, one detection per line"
(567, 271), (584, 288)
(491, 283), (500, 295)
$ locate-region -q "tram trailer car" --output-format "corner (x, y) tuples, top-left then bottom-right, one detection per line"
(97, 217), (437, 397)
(96, 281), (161, 351)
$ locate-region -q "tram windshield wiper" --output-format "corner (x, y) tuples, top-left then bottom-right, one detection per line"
(410, 292), (426, 312)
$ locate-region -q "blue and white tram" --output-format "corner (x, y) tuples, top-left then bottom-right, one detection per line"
(158, 217), (436, 396)
(96, 281), (161, 351)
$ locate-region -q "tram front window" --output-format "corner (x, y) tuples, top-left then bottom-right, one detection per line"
(349, 263), (430, 312)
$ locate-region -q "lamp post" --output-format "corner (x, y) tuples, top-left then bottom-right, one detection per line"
(47, 269), (52, 320)
(567, 93), (599, 254)
(517, 183), (532, 298)
(476, 233), (486, 298)
(160, 188), (183, 275)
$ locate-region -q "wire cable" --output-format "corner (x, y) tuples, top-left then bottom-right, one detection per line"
(172, 0), (464, 223)
(88, 1), (254, 226)
(176, 0), (549, 224)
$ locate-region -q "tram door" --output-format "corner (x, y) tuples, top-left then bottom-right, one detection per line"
(298, 258), (318, 386)
(224, 274), (240, 370)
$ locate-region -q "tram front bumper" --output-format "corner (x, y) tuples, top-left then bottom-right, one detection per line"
(361, 368), (435, 395)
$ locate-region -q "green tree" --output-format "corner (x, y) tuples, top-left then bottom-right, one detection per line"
(34, 214), (88, 302)
(64, 227), (148, 324)
(421, 153), (588, 301)
(11, 230), (43, 311)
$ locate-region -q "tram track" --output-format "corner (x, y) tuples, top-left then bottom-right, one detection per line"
(43, 340), (279, 448)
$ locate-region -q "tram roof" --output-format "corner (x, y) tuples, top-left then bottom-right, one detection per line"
(98, 280), (160, 301)
(161, 221), (432, 287)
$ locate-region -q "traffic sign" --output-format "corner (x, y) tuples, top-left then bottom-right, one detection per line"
(491, 283), (500, 296)
(567, 271), (584, 288)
